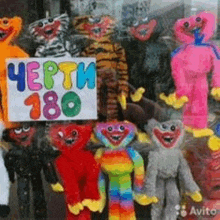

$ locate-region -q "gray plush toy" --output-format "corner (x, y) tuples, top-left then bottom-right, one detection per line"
(144, 119), (202, 220)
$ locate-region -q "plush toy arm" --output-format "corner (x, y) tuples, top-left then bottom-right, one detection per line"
(4, 151), (15, 183)
(144, 151), (158, 198)
(42, 162), (59, 184)
(12, 46), (29, 58)
(211, 47), (220, 90)
(171, 57), (188, 97)
(178, 153), (201, 195)
(56, 158), (81, 205)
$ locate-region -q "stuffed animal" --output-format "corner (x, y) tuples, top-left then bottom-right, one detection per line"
(73, 15), (129, 121)
(29, 13), (81, 58)
(0, 16), (29, 126)
(0, 122), (10, 218)
(48, 123), (102, 220)
(117, 8), (175, 101)
(94, 121), (154, 220)
(144, 119), (202, 220)
(3, 122), (62, 219)
(160, 11), (220, 138)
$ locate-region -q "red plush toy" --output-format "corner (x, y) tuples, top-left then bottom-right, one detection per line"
(48, 123), (101, 220)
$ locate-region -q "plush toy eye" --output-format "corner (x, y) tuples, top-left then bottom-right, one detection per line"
(38, 22), (44, 27)
(23, 126), (30, 132)
(133, 21), (139, 27)
(89, 17), (101, 24)
(170, 125), (176, 131)
(119, 126), (125, 131)
(161, 124), (168, 130)
(72, 130), (78, 136)
(14, 128), (22, 134)
(48, 18), (54, 23)
(58, 131), (63, 138)
(184, 22), (189, 28)
(107, 126), (113, 132)
(142, 17), (148, 23)
(196, 17), (201, 22)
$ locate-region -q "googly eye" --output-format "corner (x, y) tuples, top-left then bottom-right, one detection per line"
(161, 124), (168, 130)
(14, 128), (22, 134)
(48, 18), (54, 23)
(119, 126), (125, 132)
(2, 19), (9, 25)
(142, 17), (148, 23)
(170, 125), (176, 131)
(196, 17), (201, 22)
(133, 21), (139, 27)
(72, 130), (78, 136)
(184, 22), (189, 28)
(58, 131), (63, 138)
(38, 22), (44, 27)
(89, 17), (95, 23)
(23, 126), (30, 132)
(107, 126), (113, 132)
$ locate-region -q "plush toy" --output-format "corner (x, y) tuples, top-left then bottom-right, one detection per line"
(29, 13), (81, 57)
(94, 121), (154, 220)
(0, 16), (29, 125)
(73, 15), (129, 121)
(0, 122), (10, 218)
(160, 11), (220, 138)
(144, 119), (202, 220)
(117, 8), (175, 101)
(48, 123), (101, 220)
(3, 122), (62, 219)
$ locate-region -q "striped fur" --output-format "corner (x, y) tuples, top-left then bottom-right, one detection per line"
(73, 15), (129, 121)
(29, 13), (79, 57)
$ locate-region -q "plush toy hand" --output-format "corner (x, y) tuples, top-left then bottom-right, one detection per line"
(211, 87), (220, 100)
(134, 194), (158, 205)
(188, 191), (202, 202)
(130, 87), (145, 102)
(0, 205), (10, 218)
(82, 198), (105, 212)
(208, 135), (220, 151)
(137, 132), (151, 143)
(118, 92), (127, 110)
(90, 133), (100, 144)
(68, 203), (84, 215)
(160, 92), (188, 109)
(51, 183), (64, 193)
(95, 148), (104, 162)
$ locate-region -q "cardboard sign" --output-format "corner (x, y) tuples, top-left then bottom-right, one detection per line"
(7, 58), (97, 122)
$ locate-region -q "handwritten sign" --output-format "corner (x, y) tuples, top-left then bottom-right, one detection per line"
(7, 58), (97, 122)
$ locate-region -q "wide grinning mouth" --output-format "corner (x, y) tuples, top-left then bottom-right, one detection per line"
(163, 136), (174, 143)
(110, 135), (122, 141)
(139, 28), (148, 36)
(190, 27), (202, 35)
(44, 28), (54, 35)
(65, 138), (75, 145)
(0, 28), (12, 41)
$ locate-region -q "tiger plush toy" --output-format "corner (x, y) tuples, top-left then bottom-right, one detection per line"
(29, 13), (80, 58)
(73, 15), (129, 121)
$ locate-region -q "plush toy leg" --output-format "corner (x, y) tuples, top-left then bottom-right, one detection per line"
(151, 178), (165, 220)
(17, 176), (30, 219)
(31, 173), (47, 219)
(119, 174), (136, 220)
(164, 178), (180, 220)
(67, 207), (91, 220)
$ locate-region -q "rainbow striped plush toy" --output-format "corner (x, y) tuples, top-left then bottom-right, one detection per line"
(94, 121), (153, 220)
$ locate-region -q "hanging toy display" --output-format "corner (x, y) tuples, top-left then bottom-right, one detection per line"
(0, 16), (29, 126)
(73, 15), (129, 121)
(3, 122), (62, 220)
(118, 5), (175, 101)
(48, 123), (102, 220)
(0, 122), (10, 218)
(94, 121), (154, 220)
(29, 13), (81, 57)
(144, 119), (202, 220)
(160, 11), (220, 138)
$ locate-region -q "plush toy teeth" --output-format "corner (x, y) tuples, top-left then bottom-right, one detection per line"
(163, 136), (173, 143)
(0, 31), (6, 39)
(65, 138), (75, 145)
(44, 28), (54, 35)
(92, 27), (101, 34)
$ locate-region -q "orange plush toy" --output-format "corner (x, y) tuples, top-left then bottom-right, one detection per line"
(0, 17), (29, 127)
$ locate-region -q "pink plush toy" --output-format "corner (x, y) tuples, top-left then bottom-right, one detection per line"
(160, 11), (220, 138)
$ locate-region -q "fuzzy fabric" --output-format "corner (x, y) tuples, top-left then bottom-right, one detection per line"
(48, 123), (100, 220)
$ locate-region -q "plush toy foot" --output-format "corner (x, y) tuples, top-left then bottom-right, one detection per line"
(118, 92), (127, 110)
(90, 133), (99, 143)
(160, 93), (188, 109)
(51, 182), (64, 192)
(211, 87), (220, 100)
(189, 191), (203, 202)
(134, 194), (158, 205)
(208, 135), (220, 151)
(0, 205), (10, 218)
(130, 87), (145, 102)
(82, 199), (104, 212)
(68, 203), (84, 215)
(137, 132), (151, 143)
